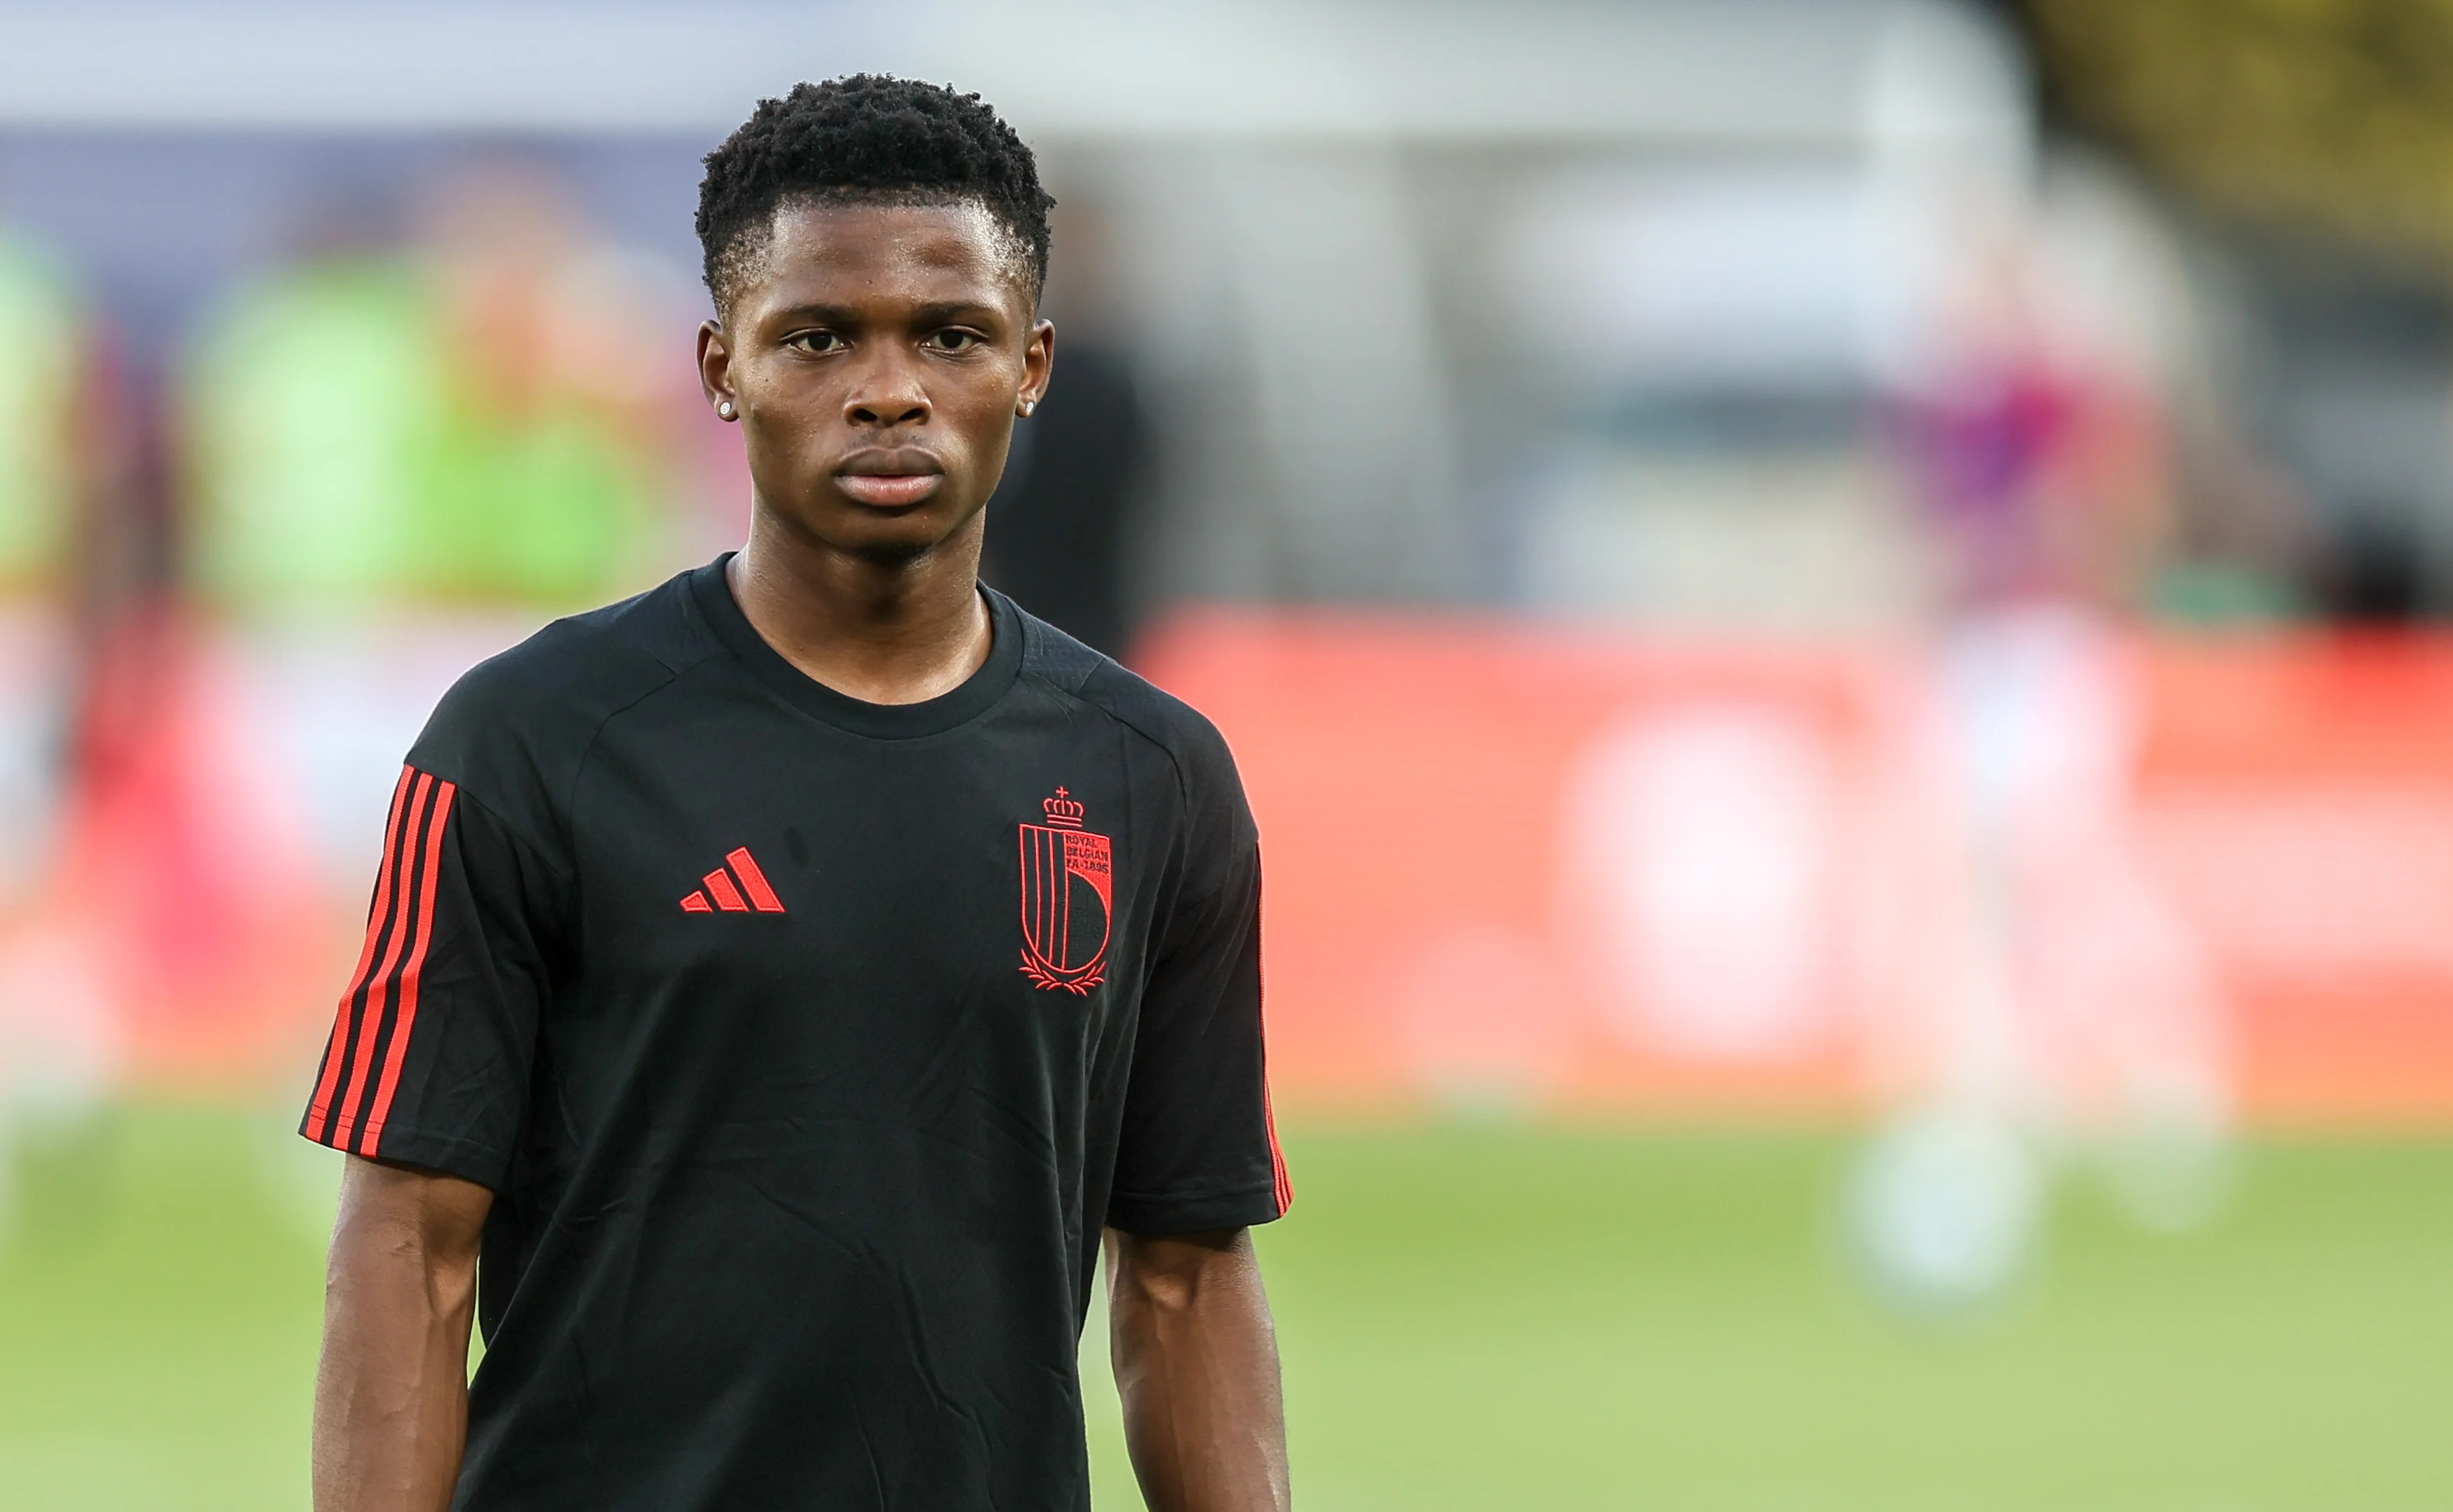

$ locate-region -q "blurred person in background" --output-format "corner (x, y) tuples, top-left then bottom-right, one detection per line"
(0, 228), (81, 903)
(145, 161), (701, 1082)
(1851, 195), (2230, 1309)
(303, 78), (1289, 1511)
(980, 199), (1152, 658)
(189, 163), (684, 612)
(0, 219), (118, 1225)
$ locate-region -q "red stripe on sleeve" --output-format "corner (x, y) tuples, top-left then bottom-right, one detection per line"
(357, 780), (456, 1158)
(306, 766), (413, 1142)
(726, 847), (785, 912)
(1265, 1081), (1292, 1217)
(332, 771), (434, 1148)
(704, 867), (748, 912)
(1258, 875), (1291, 1215)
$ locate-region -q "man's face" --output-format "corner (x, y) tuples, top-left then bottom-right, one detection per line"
(699, 198), (1053, 563)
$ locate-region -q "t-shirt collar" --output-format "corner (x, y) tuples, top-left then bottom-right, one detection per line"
(690, 553), (1023, 740)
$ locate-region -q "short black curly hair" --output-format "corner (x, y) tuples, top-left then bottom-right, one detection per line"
(696, 75), (1054, 316)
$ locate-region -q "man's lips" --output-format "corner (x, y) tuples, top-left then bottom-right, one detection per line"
(835, 451), (945, 508)
(835, 472), (943, 507)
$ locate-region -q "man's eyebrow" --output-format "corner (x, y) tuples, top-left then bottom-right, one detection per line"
(767, 301), (863, 326)
(765, 300), (1005, 328)
(907, 300), (1005, 325)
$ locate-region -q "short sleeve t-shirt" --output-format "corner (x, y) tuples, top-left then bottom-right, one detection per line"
(298, 558), (1289, 1511)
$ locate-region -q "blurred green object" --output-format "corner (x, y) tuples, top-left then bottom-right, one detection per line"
(0, 236), (81, 593)
(2149, 560), (2306, 626)
(417, 401), (657, 609)
(186, 261), (443, 608)
(184, 255), (660, 613)
(2, 1110), (2446, 1510)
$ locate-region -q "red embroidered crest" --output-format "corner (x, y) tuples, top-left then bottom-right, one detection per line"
(1019, 788), (1111, 993)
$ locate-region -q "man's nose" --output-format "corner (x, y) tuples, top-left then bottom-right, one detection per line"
(844, 349), (929, 427)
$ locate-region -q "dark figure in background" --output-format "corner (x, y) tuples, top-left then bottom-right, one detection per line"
(2320, 507), (2429, 622)
(981, 195), (1151, 661)
(983, 339), (1149, 656)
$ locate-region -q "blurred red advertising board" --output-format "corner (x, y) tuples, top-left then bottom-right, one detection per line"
(1138, 612), (2453, 1126)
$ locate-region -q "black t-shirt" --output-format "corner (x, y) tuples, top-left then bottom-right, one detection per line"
(298, 558), (1289, 1511)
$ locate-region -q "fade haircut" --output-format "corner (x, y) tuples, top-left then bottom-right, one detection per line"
(696, 75), (1054, 317)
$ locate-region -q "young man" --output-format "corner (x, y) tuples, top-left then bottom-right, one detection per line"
(304, 77), (1291, 1511)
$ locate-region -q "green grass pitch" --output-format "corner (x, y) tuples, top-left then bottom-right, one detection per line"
(1, 1107), (2446, 1508)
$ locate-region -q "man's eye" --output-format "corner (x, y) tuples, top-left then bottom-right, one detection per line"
(927, 330), (982, 352)
(787, 331), (843, 353)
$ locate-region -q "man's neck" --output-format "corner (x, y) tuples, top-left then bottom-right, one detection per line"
(726, 511), (995, 706)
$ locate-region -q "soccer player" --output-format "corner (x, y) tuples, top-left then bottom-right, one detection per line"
(303, 76), (1292, 1511)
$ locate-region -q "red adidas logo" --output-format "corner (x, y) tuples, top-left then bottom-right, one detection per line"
(681, 848), (786, 914)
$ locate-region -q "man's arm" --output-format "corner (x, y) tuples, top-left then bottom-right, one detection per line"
(314, 1155), (493, 1512)
(1106, 1226), (1290, 1512)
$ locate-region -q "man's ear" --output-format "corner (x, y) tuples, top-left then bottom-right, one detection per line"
(1017, 318), (1056, 415)
(697, 318), (737, 418)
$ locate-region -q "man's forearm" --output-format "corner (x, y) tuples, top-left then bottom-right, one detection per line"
(1106, 1227), (1290, 1512)
(314, 1159), (490, 1512)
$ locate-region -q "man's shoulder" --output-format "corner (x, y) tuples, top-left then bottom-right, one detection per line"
(1011, 600), (1245, 811)
(409, 569), (720, 828)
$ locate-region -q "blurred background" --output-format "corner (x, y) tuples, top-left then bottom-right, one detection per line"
(0, 2), (2447, 1507)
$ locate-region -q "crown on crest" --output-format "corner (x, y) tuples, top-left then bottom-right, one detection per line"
(1042, 788), (1085, 828)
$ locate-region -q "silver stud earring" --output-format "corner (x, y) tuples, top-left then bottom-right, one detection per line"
(717, 400), (737, 421)
(1018, 400), (1036, 417)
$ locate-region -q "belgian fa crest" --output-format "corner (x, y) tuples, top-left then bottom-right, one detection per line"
(1018, 788), (1111, 993)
